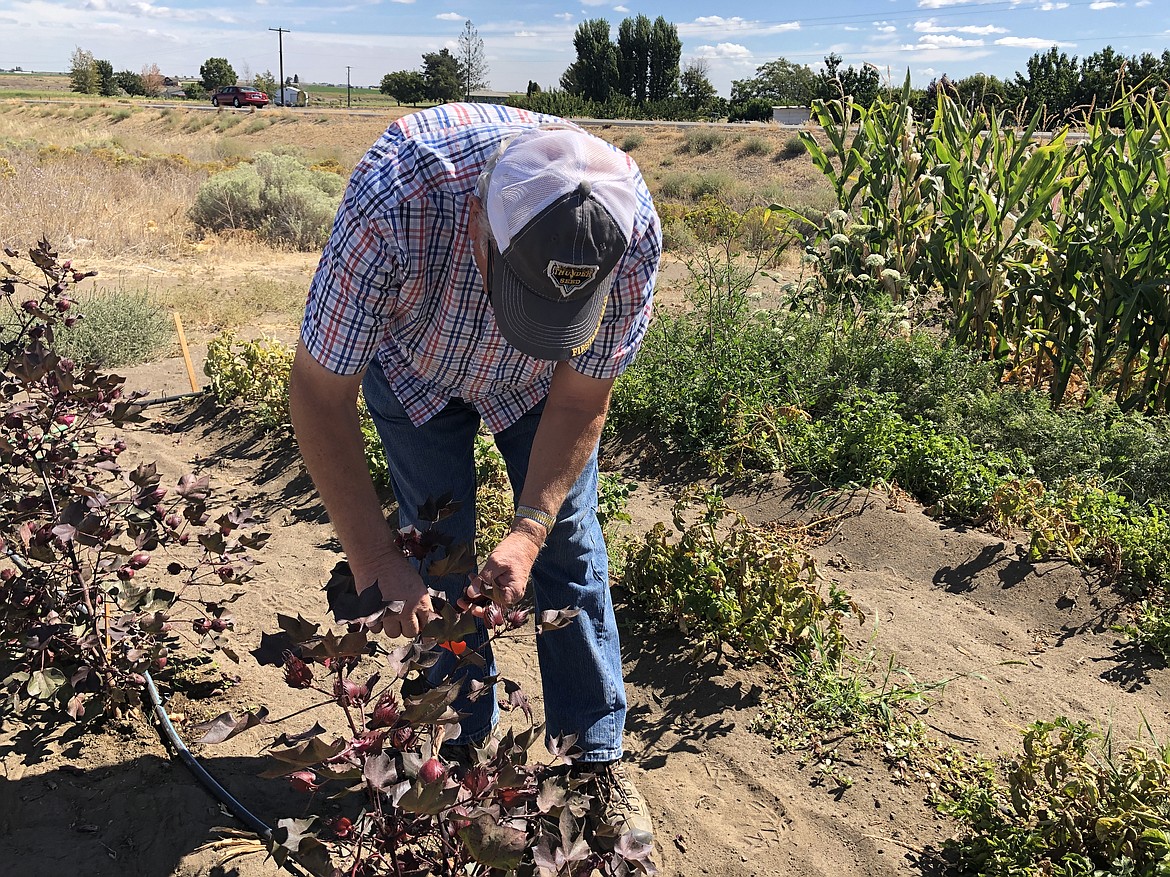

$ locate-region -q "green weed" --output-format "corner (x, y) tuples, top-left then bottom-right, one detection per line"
(941, 718), (1170, 877)
(621, 490), (855, 658)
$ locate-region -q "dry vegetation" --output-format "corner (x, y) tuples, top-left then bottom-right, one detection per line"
(0, 99), (833, 335)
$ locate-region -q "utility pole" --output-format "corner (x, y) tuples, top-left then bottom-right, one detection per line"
(269, 27), (289, 105)
(346, 65), (352, 108)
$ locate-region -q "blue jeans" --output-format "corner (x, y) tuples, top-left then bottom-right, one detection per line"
(361, 366), (626, 763)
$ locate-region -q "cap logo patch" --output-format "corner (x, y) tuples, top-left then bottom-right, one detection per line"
(546, 260), (599, 298)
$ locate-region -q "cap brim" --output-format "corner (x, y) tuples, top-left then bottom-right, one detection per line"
(490, 255), (610, 361)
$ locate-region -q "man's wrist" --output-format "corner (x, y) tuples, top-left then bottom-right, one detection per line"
(514, 504), (556, 531)
(509, 515), (548, 550)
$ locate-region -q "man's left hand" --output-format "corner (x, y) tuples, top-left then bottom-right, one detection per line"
(458, 529), (541, 619)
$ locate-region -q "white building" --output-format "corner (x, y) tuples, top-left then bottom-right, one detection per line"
(772, 106), (810, 125)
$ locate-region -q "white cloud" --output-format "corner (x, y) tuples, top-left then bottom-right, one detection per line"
(389, 0), (415, 3)
(917, 0), (1001, 7)
(514, 30), (536, 37)
(1038, 2), (1069, 8)
(1089, 0), (1121, 8)
(681, 16), (799, 37)
(1135, 0), (1151, 5)
(914, 19), (1007, 34)
(435, 12), (462, 20)
(614, 4), (630, 11)
(691, 42), (752, 59)
(995, 36), (1076, 48)
(843, 25), (860, 31)
(904, 34), (987, 51)
(874, 20), (897, 33)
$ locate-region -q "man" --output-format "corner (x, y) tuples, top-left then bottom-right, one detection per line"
(288, 103), (661, 845)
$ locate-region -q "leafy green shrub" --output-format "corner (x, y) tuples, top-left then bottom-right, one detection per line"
(622, 492), (855, 657)
(203, 333), (390, 487)
(51, 287), (170, 368)
(474, 432), (511, 554)
(727, 98), (773, 123)
(1116, 600), (1170, 658)
(204, 332), (295, 428)
(598, 472), (635, 534)
(943, 718), (1170, 877)
(189, 152), (344, 250)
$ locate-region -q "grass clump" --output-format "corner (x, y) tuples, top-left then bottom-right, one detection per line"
(189, 151), (344, 250)
(681, 127), (725, 154)
(738, 135), (772, 157)
(619, 133), (645, 152)
(781, 135), (808, 158)
(657, 171), (736, 202)
(53, 288), (170, 368)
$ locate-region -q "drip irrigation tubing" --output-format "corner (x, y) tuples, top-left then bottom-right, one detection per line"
(137, 389), (204, 407)
(1, 548), (310, 876)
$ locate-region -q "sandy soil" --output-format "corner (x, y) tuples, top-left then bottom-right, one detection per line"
(1, 346), (1165, 877)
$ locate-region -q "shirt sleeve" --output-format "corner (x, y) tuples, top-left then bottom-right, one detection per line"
(569, 205), (661, 381)
(300, 190), (405, 375)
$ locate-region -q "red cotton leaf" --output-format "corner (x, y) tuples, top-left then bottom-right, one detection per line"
(194, 707), (270, 744)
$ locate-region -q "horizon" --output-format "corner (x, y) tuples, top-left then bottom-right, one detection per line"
(2, 0), (1167, 97)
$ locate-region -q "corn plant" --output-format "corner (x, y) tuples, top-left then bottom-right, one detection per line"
(795, 81), (1170, 412)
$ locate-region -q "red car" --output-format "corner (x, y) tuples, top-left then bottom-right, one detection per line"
(211, 85), (268, 108)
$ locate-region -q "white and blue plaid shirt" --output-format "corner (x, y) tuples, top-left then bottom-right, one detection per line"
(302, 103), (661, 433)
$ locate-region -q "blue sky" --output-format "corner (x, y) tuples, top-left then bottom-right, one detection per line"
(1, 0), (1167, 95)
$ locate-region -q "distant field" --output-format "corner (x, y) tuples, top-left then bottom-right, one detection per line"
(0, 72), (440, 110)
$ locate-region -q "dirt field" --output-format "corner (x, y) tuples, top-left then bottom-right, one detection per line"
(1, 102), (1166, 877)
(1, 346), (1165, 877)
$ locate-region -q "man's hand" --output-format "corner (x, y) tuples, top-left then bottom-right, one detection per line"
(351, 550), (436, 638)
(459, 528), (542, 619)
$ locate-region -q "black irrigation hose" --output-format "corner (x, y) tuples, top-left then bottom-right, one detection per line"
(137, 389), (205, 408)
(142, 671), (275, 839)
(0, 550), (308, 875)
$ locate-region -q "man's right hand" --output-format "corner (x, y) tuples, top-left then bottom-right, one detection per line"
(352, 551), (436, 639)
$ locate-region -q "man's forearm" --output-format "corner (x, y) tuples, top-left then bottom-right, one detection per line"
(518, 363), (613, 527)
(288, 344), (404, 584)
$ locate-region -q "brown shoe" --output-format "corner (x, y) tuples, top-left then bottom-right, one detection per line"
(578, 761), (654, 847)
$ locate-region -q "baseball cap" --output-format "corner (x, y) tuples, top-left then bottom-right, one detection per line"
(480, 126), (639, 361)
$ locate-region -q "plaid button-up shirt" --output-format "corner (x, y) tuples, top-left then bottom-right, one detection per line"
(301, 103), (661, 434)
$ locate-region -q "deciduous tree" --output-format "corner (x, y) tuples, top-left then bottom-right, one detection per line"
(421, 49), (461, 103)
(617, 14), (652, 103)
(69, 47), (98, 95)
(380, 70), (427, 106)
(730, 57), (816, 108)
(199, 57), (237, 92)
(680, 60), (719, 113)
(140, 62), (164, 97)
(562, 18), (619, 102)
(647, 16), (681, 102)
